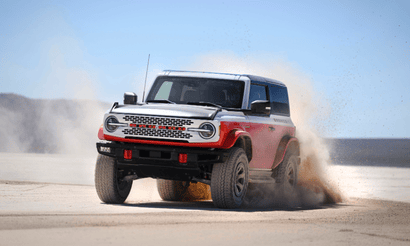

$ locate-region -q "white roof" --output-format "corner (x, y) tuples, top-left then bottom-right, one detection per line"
(159, 70), (286, 87)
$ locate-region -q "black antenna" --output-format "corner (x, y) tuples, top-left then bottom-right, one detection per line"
(142, 54), (150, 102)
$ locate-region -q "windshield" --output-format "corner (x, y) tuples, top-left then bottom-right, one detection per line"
(146, 76), (245, 109)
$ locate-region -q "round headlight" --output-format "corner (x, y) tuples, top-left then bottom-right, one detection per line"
(198, 122), (216, 139)
(105, 116), (119, 132)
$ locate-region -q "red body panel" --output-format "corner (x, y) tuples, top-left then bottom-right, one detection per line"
(98, 125), (105, 140)
(245, 122), (295, 169)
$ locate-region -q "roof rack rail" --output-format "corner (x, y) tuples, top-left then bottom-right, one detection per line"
(163, 70), (242, 77)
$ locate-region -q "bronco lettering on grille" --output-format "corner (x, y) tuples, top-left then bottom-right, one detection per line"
(122, 115), (193, 139)
(123, 115), (193, 126)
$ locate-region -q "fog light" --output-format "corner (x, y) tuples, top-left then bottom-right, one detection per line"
(179, 153), (187, 164)
(124, 149), (132, 159)
(100, 147), (111, 153)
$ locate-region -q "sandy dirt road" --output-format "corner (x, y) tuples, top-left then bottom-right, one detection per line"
(1, 179), (409, 246)
(1, 153), (409, 245)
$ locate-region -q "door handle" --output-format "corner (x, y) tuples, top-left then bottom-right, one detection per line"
(268, 126), (275, 132)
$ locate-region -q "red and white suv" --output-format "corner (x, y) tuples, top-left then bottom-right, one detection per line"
(95, 70), (300, 208)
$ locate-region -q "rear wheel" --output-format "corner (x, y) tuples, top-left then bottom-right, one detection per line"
(275, 150), (299, 191)
(95, 154), (132, 204)
(211, 147), (249, 209)
(157, 179), (211, 201)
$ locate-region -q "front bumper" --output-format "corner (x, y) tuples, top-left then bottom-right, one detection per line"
(96, 141), (229, 180)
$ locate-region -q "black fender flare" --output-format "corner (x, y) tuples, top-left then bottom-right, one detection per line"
(232, 135), (253, 163)
(271, 135), (300, 169)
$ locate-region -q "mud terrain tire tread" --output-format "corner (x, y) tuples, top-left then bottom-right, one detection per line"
(275, 150), (299, 187)
(95, 154), (132, 204)
(211, 147), (249, 209)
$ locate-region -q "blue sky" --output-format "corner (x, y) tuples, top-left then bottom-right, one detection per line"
(1, 0), (409, 138)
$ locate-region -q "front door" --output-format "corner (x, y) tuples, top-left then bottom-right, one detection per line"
(245, 83), (279, 169)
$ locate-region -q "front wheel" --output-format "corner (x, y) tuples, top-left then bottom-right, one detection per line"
(95, 154), (132, 204)
(211, 147), (249, 209)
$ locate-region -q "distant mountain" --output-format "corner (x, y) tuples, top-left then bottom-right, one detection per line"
(0, 93), (110, 154)
(326, 138), (410, 167)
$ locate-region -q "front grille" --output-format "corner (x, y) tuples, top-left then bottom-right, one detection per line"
(122, 115), (194, 140)
(123, 115), (193, 127)
(122, 128), (192, 139)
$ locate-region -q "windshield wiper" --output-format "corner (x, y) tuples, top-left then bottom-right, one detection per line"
(187, 101), (222, 108)
(146, 99), (175, 104)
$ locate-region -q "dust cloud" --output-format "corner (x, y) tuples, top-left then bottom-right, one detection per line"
(0, 96), (107, 156)
(183, 182), (212, 201)
(186, 53), (343, 208)
(0, 47), (108, 157)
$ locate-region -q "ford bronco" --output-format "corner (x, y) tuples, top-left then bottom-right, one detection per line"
(95, 70), (300, 209)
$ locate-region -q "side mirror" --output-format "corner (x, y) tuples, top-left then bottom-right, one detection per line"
(251, 100), (270, 115)
(124, 92), (137, 105)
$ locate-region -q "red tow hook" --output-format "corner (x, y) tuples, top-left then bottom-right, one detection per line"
(124, 150), (132, 160)
(179, 153), (188, 164)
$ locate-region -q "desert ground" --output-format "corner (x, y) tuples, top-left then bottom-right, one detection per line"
(0, 153), (409, 246)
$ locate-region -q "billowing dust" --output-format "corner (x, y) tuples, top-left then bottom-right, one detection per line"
(185, 53), (343, 208)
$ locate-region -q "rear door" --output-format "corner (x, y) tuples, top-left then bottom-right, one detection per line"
(268, 84), (295, 169)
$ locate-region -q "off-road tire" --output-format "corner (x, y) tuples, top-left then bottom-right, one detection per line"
(95, 154), (132, 204)
(211, 147), (249, 209)
(157, 179), (189, 201)
(275, 150), (299, 189)
(157, 179), (211, 201)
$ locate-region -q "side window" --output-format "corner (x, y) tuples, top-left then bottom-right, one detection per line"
(269, 85), (290, 116)
(154, 81), (173, 100)
(248, 84), (268, 108)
